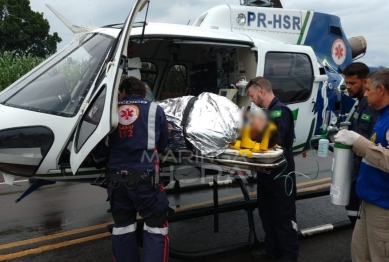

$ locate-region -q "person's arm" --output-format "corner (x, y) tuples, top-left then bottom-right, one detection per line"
(157, 106), (169, 153)
(353, 130), (389, 173)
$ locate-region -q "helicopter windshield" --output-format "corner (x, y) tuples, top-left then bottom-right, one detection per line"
(0, 33), (114, 117)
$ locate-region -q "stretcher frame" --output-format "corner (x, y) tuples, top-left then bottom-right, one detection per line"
(158, 148), (288, 260)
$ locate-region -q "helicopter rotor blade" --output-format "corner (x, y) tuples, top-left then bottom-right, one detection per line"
(46, 4), (96, 34)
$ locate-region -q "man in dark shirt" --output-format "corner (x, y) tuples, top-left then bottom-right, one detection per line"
(343, 62), (377, 225)
(247, 77), (298, 262)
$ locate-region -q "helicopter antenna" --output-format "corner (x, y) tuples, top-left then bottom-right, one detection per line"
(140, 1), (150, 44)
(187, 20), (191, 25)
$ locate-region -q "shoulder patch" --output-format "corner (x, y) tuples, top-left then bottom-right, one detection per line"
(270, 110), (282, 118)
(118, 105), (140, 125)
(371, 133), (376, 143)
(361, 114), (371, 122)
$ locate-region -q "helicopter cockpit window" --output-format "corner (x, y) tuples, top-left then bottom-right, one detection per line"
(264, 52), (313, 104)
(160, 65), (187, 100)
(2, 34), (113, 117)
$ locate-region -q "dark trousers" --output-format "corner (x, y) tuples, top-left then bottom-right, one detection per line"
(257, 168), (299, 260)
(346, 177), (360, 226)
(107, 183), (170, 262)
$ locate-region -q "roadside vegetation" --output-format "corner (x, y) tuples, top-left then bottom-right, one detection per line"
(0, 51), (45, 91)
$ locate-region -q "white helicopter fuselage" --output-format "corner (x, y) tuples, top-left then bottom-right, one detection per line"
(0, 1), (361, 183)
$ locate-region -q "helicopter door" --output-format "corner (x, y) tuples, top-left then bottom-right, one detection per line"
(69, 0), (150, 174)
(257, 43), (327, 153)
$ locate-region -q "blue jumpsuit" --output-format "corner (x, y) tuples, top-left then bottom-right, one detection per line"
(257, 97), (299, 261)
(107, 94), (169, 262)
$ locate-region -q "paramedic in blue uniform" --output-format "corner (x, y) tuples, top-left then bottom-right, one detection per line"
(247, 77), (298, 262)
(335, 68), (389, 262)
(99, 77), (169, 262)
(343, 62), (377, 225)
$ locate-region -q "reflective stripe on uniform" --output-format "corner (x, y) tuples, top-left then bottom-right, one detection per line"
(112, 223), (137, 235)
(143, 223), (168, 235)
(362, 158), (378, 169)
(147, 102), (157, 150)
(347, 210), (359, 217)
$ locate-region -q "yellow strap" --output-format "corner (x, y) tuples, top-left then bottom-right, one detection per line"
(229, 140), (242, 150)
(239, 149), (253, 158)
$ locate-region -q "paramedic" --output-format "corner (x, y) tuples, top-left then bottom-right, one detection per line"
(343, 62), (377, 225)
(335, 68), (389, 262)
(247, 77), (298, 262)
(97, 77), (169, 262)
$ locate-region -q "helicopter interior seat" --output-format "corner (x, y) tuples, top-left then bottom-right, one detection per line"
(16, 74), (71, 112)
(69, 57), (98, 100)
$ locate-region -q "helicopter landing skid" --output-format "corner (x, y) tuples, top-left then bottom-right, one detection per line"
(15, 179), (56, 203)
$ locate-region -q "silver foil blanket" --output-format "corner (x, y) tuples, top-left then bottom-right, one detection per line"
(157, 93), (241, 157)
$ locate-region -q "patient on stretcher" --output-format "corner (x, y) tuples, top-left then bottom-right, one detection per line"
(230, 106), (278, 156)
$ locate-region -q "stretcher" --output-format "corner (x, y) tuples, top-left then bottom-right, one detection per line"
(160, 146), (285, 173)
(158, 122), (291, 260)
(160, 146), (287, 261)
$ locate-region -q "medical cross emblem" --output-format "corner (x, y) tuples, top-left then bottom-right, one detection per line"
(331, 39), (346, 65)
(118, 105), (139, 125)
(120, 108), (134, 120)
(335, 44), (343, 60)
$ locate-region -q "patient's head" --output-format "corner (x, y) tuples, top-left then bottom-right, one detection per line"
(249, 107), (267, 131)
(248, 107), (268, 141)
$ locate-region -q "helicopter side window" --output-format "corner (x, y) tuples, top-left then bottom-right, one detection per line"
(141, 62), (158, 90)
(160, 65), (187, 100)
(75, 86), (107, 153)
(3, 34), (114, 117)
(264, 52), (313, 104)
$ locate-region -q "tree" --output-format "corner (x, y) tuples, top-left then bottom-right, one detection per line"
(0, 0), (62, 57)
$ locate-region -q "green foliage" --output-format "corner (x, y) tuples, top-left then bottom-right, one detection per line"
(0, 51), (45, 90)
(161, 65), (187, 99)
(57, 60), (89, 92)
(0, 0), (62, 57)
(141, 62), (157, 88)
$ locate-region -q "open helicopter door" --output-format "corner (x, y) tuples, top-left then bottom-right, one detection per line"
(69, 0), (150, 174)
(256, 43), (328, 153)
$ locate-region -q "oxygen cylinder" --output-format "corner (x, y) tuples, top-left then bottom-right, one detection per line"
(330, 142), (354, 206)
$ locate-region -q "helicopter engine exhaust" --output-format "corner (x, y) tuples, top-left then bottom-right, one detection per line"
(348, 36), (367, 59)
(241, 0), (273, 7)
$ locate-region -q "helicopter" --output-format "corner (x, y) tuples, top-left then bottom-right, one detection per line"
(0, 0), (372, 196)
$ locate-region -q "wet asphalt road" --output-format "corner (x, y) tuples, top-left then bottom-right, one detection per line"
(0, 151), (354, 262)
